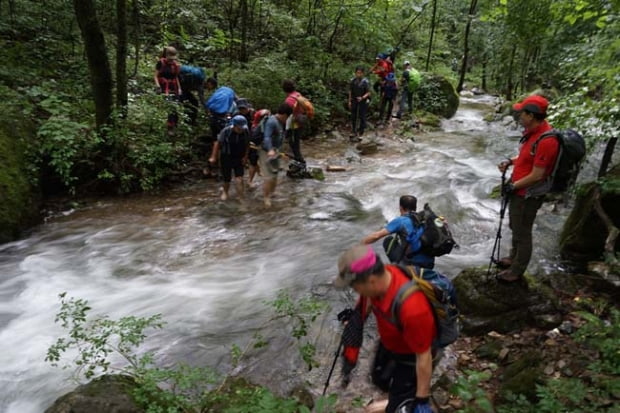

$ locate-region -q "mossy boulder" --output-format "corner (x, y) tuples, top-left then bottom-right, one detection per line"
(45, 375), (143, 413)
(559, 164), (620, 262)
(416, 74), (459, 119)
(0, 86), (41, 243)
(499, 351), (544, 402)
(453, 267), (561, 335)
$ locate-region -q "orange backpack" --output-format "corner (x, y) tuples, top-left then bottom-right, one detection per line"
(294, 94), (315, 125)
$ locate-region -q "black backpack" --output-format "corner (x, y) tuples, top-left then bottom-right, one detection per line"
(526, 129), (586, 198)
(250, 116), (268, 147)
(411, 204), (458, 257)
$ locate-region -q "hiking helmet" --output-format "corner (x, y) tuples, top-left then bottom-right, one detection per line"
(513, 95), (549, 115)
(232, 115), (248, 129)
(403, 60), (411, 66)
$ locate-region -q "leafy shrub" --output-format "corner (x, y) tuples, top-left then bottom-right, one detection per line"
(46, 290), (332, 412)
(498, 307), (620, 413)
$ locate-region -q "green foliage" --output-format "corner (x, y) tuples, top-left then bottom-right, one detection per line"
(0, 84), (40, 242)
(268, 290), (328, 370)
(574, 307), (620, 375)
(45, 292), (165, 379)
(450, 369), (494, 413)
(47, 291), (331, 412)
(497, 307), (620, 412)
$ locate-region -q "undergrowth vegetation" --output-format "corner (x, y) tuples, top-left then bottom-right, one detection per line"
(46, 291), (333, 412)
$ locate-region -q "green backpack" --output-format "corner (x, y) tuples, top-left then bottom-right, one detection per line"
(406, 68), (422, 90)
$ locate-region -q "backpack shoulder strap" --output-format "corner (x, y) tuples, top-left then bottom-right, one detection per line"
(391, 265), (442, 331)
(530, 129), (560, 156)
(390, 280), (420, 330)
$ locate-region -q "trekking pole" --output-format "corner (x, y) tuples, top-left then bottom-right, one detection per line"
(487, 169), (509, 276)
(322, 336), (344, 395)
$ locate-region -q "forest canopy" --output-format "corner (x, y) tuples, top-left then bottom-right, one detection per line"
(0, 0), (617, 194)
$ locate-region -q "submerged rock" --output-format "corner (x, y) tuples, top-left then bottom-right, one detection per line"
(356, 137), (378, 155)
(45, 375), (143, 413)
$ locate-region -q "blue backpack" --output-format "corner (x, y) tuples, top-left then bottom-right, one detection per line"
(179, 65), (206, 83)
(206, 86), (236, 114)
(383, 80), (398, 99)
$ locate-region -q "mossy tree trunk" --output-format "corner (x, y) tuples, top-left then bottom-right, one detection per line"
(116, 0), (128, 115)
(73, 0), (113, 128)
(457, 0), (478, 92)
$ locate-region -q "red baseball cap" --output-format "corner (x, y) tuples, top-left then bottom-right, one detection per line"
(513, 95), (549, 114)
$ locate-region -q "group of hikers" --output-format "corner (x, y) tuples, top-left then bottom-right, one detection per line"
(154, 46), (424, 206)
(154, 46), (315, 207)
(156, 45), (571, 412)
(349, 53), (422, 141)
(332, 94), (574, 413)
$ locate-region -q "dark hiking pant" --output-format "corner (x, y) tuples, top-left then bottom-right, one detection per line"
(397, 88), (413, 117)
(371, 343), (416, 413)
(508, 194), (544, 276)
(180, 90), (199, 125)
(286, 128), (305, 164)
(351, 100), (368, 135)
(379, 97), (395, 121)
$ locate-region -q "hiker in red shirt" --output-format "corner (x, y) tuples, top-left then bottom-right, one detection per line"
(282, 79), (306, 165)
(154, 46), (182, 134)
(334, 245), (435, 413)
(496, 95), (559, 283)
(370, 53), (394, 93)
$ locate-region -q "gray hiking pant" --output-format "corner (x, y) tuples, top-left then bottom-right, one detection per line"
(508, 194), (544, 276)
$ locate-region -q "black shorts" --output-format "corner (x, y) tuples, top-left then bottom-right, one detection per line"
(248, 148), (259, 166)
(220, 156), (244, 182)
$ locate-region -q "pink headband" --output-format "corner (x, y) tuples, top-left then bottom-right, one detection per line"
(350, 247), (376, 273)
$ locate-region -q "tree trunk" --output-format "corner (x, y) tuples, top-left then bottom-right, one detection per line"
(457, 0), (477, 92)
(116, 0), (128, 114)
(239, 0), (248, 62)
(425, 0), (438, 72)
(598, 137), (618, 178)
(327, 8), (344, 53)
(73, 0), (113, 128)
(130, 0), (140, 78)
(505, 44), (516, 100)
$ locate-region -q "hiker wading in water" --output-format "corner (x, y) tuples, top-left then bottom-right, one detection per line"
(362, 195), (435, 270)
(256, 103), (292, 207)
(334, 245), (435, 413)
(209, 115), (249, 201)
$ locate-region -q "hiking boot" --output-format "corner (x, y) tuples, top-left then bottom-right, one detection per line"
(496, 269), (522, 283)
(496, 257), (513, 269)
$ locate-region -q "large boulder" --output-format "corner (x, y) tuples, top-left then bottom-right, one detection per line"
(0, 86), (41, 243)
(453, 268), (561, 335)
(415, 74), (459, 119)
(45, 375), (144, 413)
(559, 164), (620, 262)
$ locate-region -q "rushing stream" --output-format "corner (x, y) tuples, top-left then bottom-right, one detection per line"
(0, 95), (572, 412)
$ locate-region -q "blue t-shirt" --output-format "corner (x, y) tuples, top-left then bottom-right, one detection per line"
(385, 215), (435, 269)
(262, 115), (283, 151)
